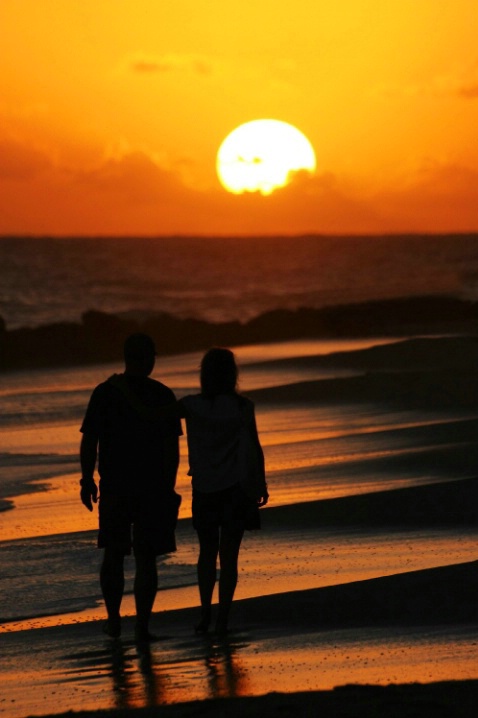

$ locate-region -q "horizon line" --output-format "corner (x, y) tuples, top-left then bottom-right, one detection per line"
(1, 231), (478, 241)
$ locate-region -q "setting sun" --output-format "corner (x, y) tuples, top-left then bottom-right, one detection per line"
(216, 120), (316, 195)
(1, 1), (478, 234)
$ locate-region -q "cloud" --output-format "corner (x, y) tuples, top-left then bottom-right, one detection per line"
(0, 102), (49, 119)
(371, 63), (478, 101)
(1, 137), (478, 235)
(452, 61), (478, 99)
(368, 161), (478, 232)
(0, 138), (51, 180)
(457, 83), (478, 99)
(197, 171), (385, 235)
(76, 151), (185, 203)
(212, 161), (478, 235)
(128, 53), (213, 77)
(0, 140), (202, 234)
(412, 161), (478, 193)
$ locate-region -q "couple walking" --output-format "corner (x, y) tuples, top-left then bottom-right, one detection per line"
(79, 333), (268, 642)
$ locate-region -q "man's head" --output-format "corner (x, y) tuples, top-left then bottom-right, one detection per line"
(123, 333), (157, 376)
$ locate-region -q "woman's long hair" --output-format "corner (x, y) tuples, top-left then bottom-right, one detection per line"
(200, 347), (238, 398)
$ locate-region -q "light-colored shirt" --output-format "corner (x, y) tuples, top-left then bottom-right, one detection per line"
(181, 393), (254, 493)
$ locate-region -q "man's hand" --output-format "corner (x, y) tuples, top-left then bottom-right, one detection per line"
(80, 479), (98, 512)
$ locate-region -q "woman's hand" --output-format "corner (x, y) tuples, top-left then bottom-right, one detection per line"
(257, 491), (269, 507)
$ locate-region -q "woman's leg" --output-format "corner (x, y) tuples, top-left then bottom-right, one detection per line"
(196, 527), (220, 631)
(216, 527), (244, 634)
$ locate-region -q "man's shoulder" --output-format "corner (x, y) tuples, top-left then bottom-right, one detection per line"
(89, 379), (114, 398)
(145, 377), (177, 403)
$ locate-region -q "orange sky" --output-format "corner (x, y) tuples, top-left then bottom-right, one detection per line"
(1, 0), (478, 236)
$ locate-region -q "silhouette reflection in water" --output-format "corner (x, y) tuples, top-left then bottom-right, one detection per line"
(60, 632), (249, 708)
(203, 636), (247, 699)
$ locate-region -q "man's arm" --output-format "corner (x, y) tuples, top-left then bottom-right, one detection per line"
(79, 432), (99, 511)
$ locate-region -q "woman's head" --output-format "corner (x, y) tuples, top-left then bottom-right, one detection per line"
(200, 347), (238, 398)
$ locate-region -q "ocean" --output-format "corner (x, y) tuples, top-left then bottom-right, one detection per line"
(1, 234), (478, 330)
(1, 234), (478, 632)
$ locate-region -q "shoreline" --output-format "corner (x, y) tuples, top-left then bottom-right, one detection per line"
(2, 562), (478, 717)
(3, 324), (478, 716)
(2, 477), (478, 631)
(2, 294), (478, 372)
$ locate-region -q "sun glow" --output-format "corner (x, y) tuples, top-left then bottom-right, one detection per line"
(216, 119), (316, 195)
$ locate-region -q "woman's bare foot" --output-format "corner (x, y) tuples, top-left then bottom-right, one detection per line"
(102, 617), (121, 638)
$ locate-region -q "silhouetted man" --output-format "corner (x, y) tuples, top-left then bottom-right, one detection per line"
(80, 333), (181, 642)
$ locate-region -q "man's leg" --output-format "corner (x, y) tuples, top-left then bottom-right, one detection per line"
(216, 527), (244, 634)
(134, 550), (158, 641)
(100, 547), (125, 637)
(196, 527), (220, 632)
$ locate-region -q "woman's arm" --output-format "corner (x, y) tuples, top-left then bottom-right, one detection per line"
(248, 404), (269, 507)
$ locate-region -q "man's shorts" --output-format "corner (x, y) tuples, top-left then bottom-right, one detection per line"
(98, 490), (181, 556)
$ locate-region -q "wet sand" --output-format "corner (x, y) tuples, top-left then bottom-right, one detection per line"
(3, 334), (478, 716)
(2, 561), (478, 717)
(34, 681), (478, 718)
(2, 480), (478, 717)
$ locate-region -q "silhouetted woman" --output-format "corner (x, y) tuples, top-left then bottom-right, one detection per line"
(181, 347), (268, 635)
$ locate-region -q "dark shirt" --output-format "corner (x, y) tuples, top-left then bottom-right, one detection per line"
(80, 374), (182, 495)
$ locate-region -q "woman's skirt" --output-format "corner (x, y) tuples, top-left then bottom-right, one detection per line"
(192, 483), (261, 532)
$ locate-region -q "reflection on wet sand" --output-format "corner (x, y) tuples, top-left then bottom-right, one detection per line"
(203, 636), (248, 699)
(59, 633), (249, 710)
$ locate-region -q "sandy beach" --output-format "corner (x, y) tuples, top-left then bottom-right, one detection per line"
(2, 480), (478, 717)
(3, 0), (478, 705)
(2, 560), (478, 717)
(2, 331), (478, 717)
